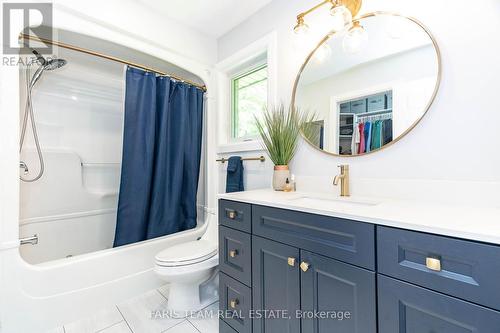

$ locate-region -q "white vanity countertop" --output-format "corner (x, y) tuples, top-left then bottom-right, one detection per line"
(218, 189), (500, 245)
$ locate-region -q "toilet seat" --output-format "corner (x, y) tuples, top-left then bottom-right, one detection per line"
(155, 240), (217, 267)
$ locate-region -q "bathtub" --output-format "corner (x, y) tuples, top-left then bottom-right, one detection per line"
(10, 148), (213, 332)
(2, 214), (213, 332)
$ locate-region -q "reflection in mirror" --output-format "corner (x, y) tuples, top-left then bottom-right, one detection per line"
(294, 13), (440, 156)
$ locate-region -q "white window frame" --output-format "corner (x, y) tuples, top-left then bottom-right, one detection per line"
(216, 31), (277, 153)
(230, 62), (268, 142)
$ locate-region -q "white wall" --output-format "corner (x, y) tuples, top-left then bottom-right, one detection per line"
(217, 0), (500, 195)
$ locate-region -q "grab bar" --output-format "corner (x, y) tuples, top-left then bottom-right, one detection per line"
(20, 234), (38, 246)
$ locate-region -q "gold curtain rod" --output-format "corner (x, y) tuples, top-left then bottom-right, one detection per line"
(216, 156), (266, 164)
(19, 33), (207, 92)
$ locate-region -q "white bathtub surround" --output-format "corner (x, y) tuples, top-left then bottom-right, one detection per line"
(219, 188), (500, 245)
(47, 285), (219, 333)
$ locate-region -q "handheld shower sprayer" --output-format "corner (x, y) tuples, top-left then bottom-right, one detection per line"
(19, 49), (67, 182)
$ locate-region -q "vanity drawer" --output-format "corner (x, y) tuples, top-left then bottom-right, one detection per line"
(219, 200), (251, 233)
(219, 226), (252, 286)
(367, 94), (386, 112)
(378, 226), (500, 311)
(220, 272), (252, 333)
(252, 205), (375, 270)
(350, 98), (367, 113)
(378, 275), (500, 332)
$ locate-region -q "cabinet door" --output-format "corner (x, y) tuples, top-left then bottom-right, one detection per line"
(378, 274), (500, 332)
(300, 251), (376, 333)
(252, 236), (300, 333)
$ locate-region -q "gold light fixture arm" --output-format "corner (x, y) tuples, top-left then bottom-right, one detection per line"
(296, 0), (335, 21)
(294, 0), (362, 27)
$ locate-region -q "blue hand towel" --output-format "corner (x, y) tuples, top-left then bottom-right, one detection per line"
(226, 156), (244, 193)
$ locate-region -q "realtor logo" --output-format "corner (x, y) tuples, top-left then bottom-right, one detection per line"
(2, 3), (53, 54)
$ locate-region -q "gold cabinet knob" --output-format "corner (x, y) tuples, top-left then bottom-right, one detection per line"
(228, 210), (237, 219)
(288, 257), (296, 267)
(426, 257), (442, 272)
(229, 299), (239, 309)
(300, 262), (310, 272)
(229, 250), (238, 258)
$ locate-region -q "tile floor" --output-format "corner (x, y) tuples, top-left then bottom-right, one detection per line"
(47, 285), (219, 333)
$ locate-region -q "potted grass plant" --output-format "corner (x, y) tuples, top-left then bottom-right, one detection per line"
(255, 104), (318, 191)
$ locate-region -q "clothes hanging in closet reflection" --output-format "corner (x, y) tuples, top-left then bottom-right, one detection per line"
(382, 119), (393, 145)
(371, 120), (382, 150)
(355, 118), (393, 154)
(364, 122), (372, 153)
(357, 123), (365, 154)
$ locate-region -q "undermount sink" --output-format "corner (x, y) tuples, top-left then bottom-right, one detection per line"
(288, 195), (381, 207)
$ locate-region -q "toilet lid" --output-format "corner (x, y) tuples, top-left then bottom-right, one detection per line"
(155, 240), (217, 265)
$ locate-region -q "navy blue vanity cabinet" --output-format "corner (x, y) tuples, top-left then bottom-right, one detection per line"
(300, 251), (376, 333)
(378, 275), (500, 332)
(252, 236), (301, 333)
(219, 199), (500, 333)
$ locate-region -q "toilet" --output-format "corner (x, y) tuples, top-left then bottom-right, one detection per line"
(154, 215), (219, 314)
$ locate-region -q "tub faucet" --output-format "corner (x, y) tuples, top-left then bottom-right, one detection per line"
(333, 164), (350, 197)
(20, 161), (29, 175)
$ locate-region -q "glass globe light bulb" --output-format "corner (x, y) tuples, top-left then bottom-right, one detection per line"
(294, 18), (309, 35)
(343, 23), (368, 54)
(314, 43), (332, 63)
(330, 4), (352, 32)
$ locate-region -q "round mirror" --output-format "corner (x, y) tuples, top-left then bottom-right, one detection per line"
(293, 12), (441, 156)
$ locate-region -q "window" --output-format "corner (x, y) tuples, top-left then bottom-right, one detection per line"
(231, 64), (268, 140)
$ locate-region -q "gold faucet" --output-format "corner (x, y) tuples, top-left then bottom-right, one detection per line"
(333, 165), (350, 197)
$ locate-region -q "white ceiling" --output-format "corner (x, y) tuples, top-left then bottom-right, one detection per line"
(136, 0), (273, 38)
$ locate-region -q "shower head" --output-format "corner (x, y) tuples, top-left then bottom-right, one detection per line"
(44, 58), (67, 70)
(30, 49), (67, 70)
(28, 55), (67, 89)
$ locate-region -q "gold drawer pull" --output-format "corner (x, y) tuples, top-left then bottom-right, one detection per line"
(228, 210), (237, 219)
(229, 250), (238, 258)
(230, 299), (239, 309)
(426, 257), (442, 272)
(288, 257), (296, 267)
(300, 261), (310, 272)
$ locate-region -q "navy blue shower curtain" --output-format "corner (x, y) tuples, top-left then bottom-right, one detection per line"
(113, 67), (204, 247)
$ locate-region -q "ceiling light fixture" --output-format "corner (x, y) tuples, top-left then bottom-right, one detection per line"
(293, 0), (362, 35)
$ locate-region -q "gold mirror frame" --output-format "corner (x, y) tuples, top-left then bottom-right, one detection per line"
(291, 11), (442, 157)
